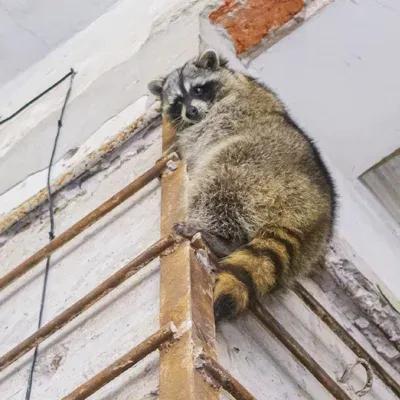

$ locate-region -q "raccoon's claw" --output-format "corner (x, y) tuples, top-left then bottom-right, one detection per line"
(173, 222), (199, 239)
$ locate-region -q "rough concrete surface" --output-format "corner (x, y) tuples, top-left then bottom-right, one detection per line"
(325, 245), (400, 362)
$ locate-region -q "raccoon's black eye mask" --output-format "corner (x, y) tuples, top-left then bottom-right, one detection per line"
(147, 49), (225, 99)
(165, 78), (220, 122)
(190, 81), (219, 102)
(168, 97), (183, 122)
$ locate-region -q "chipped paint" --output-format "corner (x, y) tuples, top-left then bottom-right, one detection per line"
(0, 103), (161, 235)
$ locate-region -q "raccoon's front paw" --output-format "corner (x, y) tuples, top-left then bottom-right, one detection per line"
(173, 222), (199, 239)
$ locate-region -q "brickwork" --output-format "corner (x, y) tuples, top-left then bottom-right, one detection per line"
(209, 0), (304, 54)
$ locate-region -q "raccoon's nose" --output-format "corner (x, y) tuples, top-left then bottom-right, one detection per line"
(186, 105), (198, 118)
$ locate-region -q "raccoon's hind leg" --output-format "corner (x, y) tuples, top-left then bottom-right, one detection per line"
(214, 225), (303, 321)
(173, 222), (239, 258)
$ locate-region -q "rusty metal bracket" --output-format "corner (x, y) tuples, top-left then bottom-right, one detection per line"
(339, 358), (374, 397)
(62, 323), (176, 400)
(195, 352), (256, 400)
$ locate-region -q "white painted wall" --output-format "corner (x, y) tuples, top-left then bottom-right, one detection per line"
(249, 0), (400, 180)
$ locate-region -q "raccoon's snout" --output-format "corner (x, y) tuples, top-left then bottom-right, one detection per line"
(182, 104), (202, 124)
(186, 105), (198, 119)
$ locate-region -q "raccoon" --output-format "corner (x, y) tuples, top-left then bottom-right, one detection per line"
(148, 50), (337, 321)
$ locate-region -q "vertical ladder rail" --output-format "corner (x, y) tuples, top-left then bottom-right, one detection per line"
(159, 118), (219, 400)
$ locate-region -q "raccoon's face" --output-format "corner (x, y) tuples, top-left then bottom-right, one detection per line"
(148, 50), (226, 130)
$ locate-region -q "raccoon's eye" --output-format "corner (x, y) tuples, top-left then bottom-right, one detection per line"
(192, 86), (204, 95)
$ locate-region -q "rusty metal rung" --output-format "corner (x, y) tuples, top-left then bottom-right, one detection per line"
(0, 155), (171, 293)
(158, 117), (220, 400)
(196, 352), (256, 400)
(62, 323), (176, 400)
(0, 235), (177, 373)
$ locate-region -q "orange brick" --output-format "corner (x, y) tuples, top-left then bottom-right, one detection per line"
(209, 0), (304, 54)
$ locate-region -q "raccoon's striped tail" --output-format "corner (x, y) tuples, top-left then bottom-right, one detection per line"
(214, 226), (302, 321)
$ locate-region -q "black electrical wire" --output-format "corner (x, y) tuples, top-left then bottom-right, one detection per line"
(24, 69), (76, 400)
(0, 69), (75, 127)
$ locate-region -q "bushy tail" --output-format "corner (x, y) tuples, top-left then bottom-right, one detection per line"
(214, 226), (302, 320)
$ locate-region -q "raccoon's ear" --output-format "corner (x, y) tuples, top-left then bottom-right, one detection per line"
(148, 79), (164, 98)
(198, 50), (220, 70)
